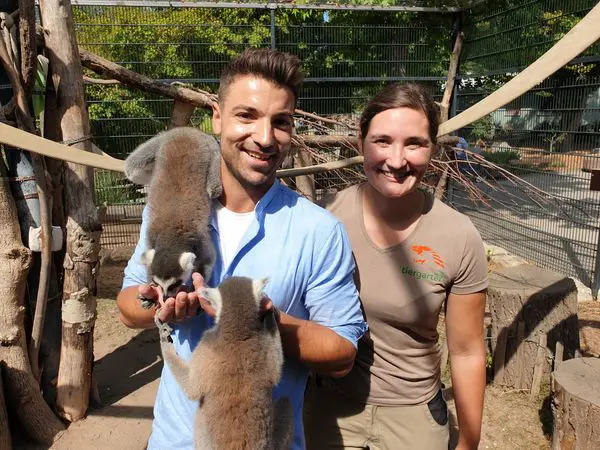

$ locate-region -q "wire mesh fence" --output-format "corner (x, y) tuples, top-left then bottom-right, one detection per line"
(448, 0), (600, 292)
(75, 3), (452, 246)
(76, 0), (600, 293)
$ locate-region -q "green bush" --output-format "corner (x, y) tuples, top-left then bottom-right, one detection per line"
(94, 171), (144, 206)
(470, 114), (496, 142)
(481, 149), (521, 166)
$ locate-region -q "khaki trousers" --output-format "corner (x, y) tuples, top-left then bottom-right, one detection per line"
(304, 383), (449, 450)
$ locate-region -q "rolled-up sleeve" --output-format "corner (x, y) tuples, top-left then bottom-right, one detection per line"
(304, 222), (368, 348)
(122, 206), (151, 289)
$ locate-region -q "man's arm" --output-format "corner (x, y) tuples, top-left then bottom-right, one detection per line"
(277, 311), (356, 377)
(189, 276), (359, 378)
(116, 285), (157, 329)
(446, 290), (486, 450)
(295, 221), (367, 378)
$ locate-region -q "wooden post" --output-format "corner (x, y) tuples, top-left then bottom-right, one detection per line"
(529, 334), (547, 400)
(40, 70), (65, 409)
(293, 148), (316, 203)
(0, 0), (54, 385)
(554, 341), (564, 370)
(39, 0), (102, 422)
(0, 159), (65, 444)
(515, 320), (526, 389)
(552, 357), (600, 449)
(0, 370), (11, 450)
(17, 0), (37, 98)
(168, 100), (196, 129)
(439, 32), (464, 123)
(435, 33), (464, 198)
(493, 327), (508, 384)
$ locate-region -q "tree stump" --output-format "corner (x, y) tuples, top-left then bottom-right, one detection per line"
(488, 265), (579, 392)
(552, 357), (600, 449)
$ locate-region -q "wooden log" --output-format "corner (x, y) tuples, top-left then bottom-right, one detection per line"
(79, 49), (216, 108)
(39, 0), (102, 422)
(551, 357), (600, 449)
(0, 368), (11, 450)
(488, 265), (579, 391)
(277, 155), (363, 178)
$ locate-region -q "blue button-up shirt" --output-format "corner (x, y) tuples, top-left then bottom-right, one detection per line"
(122, 180), (367, 450)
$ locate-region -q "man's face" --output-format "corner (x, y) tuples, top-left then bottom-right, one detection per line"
(212, 75), (295, 193)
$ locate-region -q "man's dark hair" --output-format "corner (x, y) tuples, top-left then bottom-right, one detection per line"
(359, 83), (440, 144)
(218, 48), (304, 104)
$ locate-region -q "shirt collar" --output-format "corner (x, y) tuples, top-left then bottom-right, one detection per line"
(210, 179), (281, 230)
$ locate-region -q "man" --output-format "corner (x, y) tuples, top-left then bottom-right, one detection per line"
(116, 48), (367, 449)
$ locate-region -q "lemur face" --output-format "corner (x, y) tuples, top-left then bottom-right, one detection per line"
(141, 249), (196, 298)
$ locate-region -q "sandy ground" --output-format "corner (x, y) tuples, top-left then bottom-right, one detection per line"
(15, 247), (600, 450)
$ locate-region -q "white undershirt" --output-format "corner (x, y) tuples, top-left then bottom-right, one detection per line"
(214, 201), (255, 270)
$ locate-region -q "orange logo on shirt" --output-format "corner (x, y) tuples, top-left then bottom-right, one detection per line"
(410, 245), (445, 269)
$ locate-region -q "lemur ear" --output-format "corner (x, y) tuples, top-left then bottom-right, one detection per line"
(252, 277), (270, 301)
(179, 252), (196, 273)
(198, 287), (223, 320)
(141, 249), (155, 266)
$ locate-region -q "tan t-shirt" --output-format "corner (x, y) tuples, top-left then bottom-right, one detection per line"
(325, 183), (488, 406)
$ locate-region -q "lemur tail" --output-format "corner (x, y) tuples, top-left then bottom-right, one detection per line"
(271, 396), (294, 450)
(155, 313), (194, 399)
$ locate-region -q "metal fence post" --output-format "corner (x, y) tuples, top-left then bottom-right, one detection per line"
(593, 232), (600, 299)
(270, 7), (276, 49)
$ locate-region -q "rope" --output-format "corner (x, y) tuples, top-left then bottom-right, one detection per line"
(62, 135), (92, 146)
(0, 3), (599, 174)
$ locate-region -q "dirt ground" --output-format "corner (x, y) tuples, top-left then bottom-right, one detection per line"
(29, 247), (600, 450)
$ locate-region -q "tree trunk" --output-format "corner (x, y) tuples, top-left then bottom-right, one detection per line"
(0, 158), (65, 445)
(0, 369), (11, 450)
(552, 357), (600, 449)
(39, 0), (102, 422)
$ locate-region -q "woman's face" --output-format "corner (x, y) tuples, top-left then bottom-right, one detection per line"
(360, 107), (434, 199)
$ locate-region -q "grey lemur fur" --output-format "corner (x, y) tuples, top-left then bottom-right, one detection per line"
(124, 127), (222, 302)
(155, 276), (294, 450)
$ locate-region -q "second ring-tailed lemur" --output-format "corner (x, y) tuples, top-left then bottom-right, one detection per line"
(155, 276), (293, 450)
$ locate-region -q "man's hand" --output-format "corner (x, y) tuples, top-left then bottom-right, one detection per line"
(151, 273), (202, 323)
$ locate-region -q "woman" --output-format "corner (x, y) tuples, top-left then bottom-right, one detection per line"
(304, 83), (487, 450)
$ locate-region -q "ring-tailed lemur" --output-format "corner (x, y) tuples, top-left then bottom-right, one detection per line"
(124, 127), (222, 304)
(155, 276), (293, 450)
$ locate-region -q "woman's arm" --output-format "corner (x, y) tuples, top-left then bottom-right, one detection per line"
(445, 290), (487, 450)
